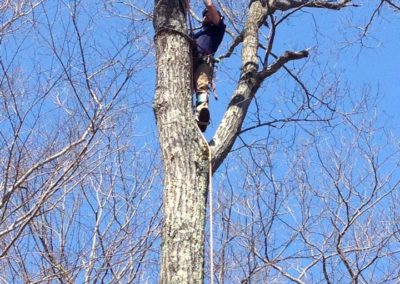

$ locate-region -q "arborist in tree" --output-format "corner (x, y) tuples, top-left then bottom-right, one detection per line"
(192, 0), (226, 132)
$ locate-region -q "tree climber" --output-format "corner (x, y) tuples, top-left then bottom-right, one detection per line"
(192, 0), (226, 132)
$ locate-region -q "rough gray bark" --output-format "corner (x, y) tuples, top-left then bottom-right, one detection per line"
(210, 1), (311, 172)
(210, 1), (267, 172)
(152, 1), (305, 282)
(153, 0), (350, 282)
(153, 1), (210, 283)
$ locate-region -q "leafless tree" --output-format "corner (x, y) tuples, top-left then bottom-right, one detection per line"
(153, 0), (400, 283)
(212, 97), (400, 282)
(1, 0), (399, 283)
(1, 0), (161, 282)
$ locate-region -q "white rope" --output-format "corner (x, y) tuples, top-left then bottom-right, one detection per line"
(186, 0), (214, 281)
(207, 142), (214, 284)
(199, 131), (214, 284)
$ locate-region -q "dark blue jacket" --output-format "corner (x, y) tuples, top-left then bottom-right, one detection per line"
(194, 20), (226, 55)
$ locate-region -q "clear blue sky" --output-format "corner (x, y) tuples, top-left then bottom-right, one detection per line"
(2, 2), (399, 281)
(130, 2), (400, 157)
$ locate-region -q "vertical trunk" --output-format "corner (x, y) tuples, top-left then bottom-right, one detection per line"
(210, 1), (266, 171)
(153, 1), (210, 283)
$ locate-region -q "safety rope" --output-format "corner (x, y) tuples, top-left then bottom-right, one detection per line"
(209, 149), (214, 284)
(186, 0), (195, 37)
(185, 0), (196, 95)
(187, 2), (215, 280)
(200, 131), (214, 284)
(208, 142), (214, 284)
(156, 2), (215, 281)
(154, 26), (194, 45)
(184, 2), (215, 280)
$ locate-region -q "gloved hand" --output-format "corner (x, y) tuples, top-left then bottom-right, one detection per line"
(203, 0), (212, 6)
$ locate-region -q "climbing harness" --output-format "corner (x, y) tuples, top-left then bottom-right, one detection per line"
(185, 0), (220, 99)
(183, 2), (216, 282)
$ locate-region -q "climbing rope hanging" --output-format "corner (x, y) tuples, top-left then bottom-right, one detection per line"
(182, 0), (195, 36)
(207, 144), (214, 284)
(182, 1), (215, 282)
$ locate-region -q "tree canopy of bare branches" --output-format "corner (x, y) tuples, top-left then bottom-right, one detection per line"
(1, 0), (399, 283)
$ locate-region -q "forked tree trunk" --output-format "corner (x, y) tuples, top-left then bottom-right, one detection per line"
(153, 1), (210, 283)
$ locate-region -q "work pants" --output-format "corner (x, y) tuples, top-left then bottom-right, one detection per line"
(193, 56), (213, 103)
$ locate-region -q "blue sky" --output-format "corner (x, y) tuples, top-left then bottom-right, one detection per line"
(208, 3), (400, 136)
(127, 2), (400, 188)
(1, 1), (399, 281)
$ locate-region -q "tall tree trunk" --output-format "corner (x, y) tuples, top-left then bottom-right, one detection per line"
(153, 1), (210, 283)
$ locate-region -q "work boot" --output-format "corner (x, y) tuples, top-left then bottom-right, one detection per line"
(196, 92), (210, 132)
(196, 101), (210, 132)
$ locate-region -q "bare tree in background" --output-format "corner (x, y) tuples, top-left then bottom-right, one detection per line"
(1, 0), (399, 283)
(212, 97), (400, 282)
(153, 0), (400, 283)
(1, 1), (161, 282)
